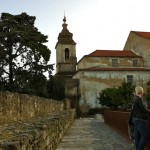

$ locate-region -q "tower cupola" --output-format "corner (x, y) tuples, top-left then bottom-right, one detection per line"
(55, 16), (76, 48)
(55, 16), (77, 75)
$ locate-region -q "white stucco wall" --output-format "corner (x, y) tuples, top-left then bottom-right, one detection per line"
(73, 70), (150, 109)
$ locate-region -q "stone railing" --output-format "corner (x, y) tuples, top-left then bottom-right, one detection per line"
(0, 109), (76, 150)
(104, 110), (150, 149)
(0, 91), (64, 124)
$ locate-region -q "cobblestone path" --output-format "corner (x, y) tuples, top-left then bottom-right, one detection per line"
(56, 117), (135, 150)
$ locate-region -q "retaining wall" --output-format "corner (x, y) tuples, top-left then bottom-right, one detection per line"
(0, 91), (76, 149)
(0, 91), (64, 125)
(0, 109), (76, 150)
(104, 110), (150, 149)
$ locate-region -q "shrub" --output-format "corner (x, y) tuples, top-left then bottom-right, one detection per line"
(98, 82), (134, 110)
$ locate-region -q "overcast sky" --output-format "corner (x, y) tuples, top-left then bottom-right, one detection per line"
(1, 0), (150, 73)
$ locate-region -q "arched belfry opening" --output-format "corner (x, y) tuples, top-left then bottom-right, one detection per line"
(65, 48), (69, 60)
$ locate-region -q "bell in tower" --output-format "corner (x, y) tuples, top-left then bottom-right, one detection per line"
(55, 16), (77, 76)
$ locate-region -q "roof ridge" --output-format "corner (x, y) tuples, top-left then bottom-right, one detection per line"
(87, 50), (142, 57)
(132, 31), (150, 39)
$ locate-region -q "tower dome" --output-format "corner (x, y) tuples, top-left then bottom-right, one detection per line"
(55, 16), (76, 48)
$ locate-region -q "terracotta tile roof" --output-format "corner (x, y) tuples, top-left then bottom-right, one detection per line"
(133, 31), (150, 39)
(78, 67), (150, 72)
(87, 50), (142, 57)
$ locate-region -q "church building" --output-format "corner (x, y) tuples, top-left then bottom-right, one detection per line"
(55, 17), (150, 113)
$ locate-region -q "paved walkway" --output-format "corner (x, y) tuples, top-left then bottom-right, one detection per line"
(56, 116), (135, 150)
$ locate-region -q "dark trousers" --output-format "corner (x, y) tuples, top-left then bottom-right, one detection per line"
(132, 118), (149, 150)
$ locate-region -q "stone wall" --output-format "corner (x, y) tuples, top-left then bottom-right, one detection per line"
(0, 91), (64, 125)
(0, 91), (76, 149)
(0, 109), (76, 150)
(123, 31), (150, 68)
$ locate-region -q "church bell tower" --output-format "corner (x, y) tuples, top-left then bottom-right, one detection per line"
(55, 16), (77, 76)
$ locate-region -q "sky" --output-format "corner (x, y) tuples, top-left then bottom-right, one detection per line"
(1, 0), (150, 74)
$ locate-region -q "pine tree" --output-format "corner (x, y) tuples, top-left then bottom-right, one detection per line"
(0, 12), (53, 95)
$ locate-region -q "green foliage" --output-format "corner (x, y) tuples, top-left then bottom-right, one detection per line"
(145, 82), (150, 108)
(98, 83), (134, 109)
(0, 12), (53, 95)
(98, 88), (123, 109)
(118, 82), (135, 104)
(147, 81), (150, 86)
(145, 89), (150, 102)
(146, 81), (150, 100)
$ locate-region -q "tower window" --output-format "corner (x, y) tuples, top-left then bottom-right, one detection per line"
(65, 48), (69, 60)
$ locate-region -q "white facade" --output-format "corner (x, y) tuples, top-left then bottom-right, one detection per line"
(74, 69), (150, 109)
(73, 49), (150, 111)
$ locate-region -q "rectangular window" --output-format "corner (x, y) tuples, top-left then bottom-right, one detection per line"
(127, 75), (133, 84)
(112, 59), (119, 67)
(133, 59), (138, 67)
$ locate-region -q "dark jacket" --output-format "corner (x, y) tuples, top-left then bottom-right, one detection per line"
(132, 95), (150, 120)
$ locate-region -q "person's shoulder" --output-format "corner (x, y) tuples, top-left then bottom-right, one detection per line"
(134, 95), (141, 99)
(133, 95), (141, 103)
(133, 95), (139, 100)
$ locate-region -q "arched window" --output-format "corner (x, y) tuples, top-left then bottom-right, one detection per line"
(65, 48), (69, 60)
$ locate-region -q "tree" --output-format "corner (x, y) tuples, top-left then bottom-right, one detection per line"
(118, 82), (135, 105)
(0, 12), (53, 93)
(98, 82), (134, 109)
(145, 81), (150, 108)
(98, 88), (124, 109)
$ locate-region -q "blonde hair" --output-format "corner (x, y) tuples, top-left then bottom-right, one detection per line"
(135, 86), (144, 95)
